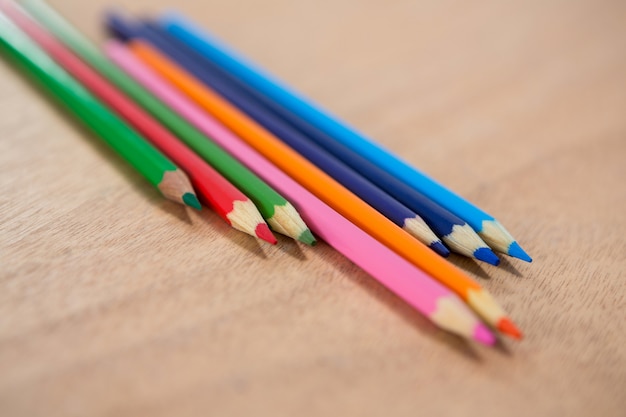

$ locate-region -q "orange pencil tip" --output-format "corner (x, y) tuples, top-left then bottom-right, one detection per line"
(255, 223), (277, 244)
(497, 317), (523, 340)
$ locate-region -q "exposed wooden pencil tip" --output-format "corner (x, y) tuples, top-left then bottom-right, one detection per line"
(158, 169), (199, 207)
(267, 203), (312, 243)
(298, 229), (317, 246)
(508, 241), (532, 262)
(228, 200), (276, 242)
(182, 192), (202, 210)
(497, 317), (523, 340)
(255, 223), (277, 244)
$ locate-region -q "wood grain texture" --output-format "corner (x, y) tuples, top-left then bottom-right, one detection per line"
(1, 0), (625, 416)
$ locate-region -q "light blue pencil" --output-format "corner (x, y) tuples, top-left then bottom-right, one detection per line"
(159, 13), (531, 262)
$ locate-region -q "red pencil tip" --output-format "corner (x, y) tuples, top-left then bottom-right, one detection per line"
(255, 223), (277, 244)
(497, 317), (523, 340)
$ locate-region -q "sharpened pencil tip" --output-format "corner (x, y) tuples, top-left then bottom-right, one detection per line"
(508, 241), (532, 262)
(429, 241), (450, 257)
(473, 247), (500, 266)
(255, 223), (277, 244)
(497, 317), (523, 340)
(298, 229), (317, 246)
(473, 323), (497, 346)
(182, 193), (202, 210)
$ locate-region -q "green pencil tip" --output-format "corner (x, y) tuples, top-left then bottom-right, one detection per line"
(298, 229), (317, 246)
(183, 193), (202, 210)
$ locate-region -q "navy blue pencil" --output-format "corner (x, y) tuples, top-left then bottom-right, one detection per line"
(156, 12), (531, 262)
(105, 14), (453, 257)
(133, 24), (500, 266)
(140, 21), (499, 266)
(144, 26), (499, 265)
(107, 14), (502, 264)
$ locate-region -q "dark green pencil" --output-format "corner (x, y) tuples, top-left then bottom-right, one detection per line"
(22, 0), (315, 245)
(0, 12), (200, 209)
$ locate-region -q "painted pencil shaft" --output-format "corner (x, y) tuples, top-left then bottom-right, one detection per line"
(0, 10), (198, 208)
(143, 22), (504, 263)
(105, 41), (495, 345)
(3, 1), (273, 242)
(129, 40), (523, 339)
(108, 16), (449, 257)
(159, 12), (531, 262)
(20, 0), (313, 245)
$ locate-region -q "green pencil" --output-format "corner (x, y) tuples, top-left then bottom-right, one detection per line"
(0, 12), (200, 209)
(22, 0), (315, 245)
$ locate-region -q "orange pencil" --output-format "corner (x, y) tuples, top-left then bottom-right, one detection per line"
(130, 40), (521, 339)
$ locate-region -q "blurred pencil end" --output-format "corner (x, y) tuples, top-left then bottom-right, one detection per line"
(497, 317), (523, 340)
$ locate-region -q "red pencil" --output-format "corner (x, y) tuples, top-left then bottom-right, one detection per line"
(2, 2), (276, 244)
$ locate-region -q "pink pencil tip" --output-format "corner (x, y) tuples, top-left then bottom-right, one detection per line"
(255, 223), (277, 244)
(473, 323), (497, 346)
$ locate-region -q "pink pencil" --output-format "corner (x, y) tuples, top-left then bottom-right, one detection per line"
(105, 40), (495, 345)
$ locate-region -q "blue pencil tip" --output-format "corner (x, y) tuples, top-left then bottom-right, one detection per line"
(474, 247), (501, 266)
(430, 241), (451, 258)
(507, 241), (532, 262)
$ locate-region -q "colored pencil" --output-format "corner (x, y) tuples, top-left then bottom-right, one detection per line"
(136, 21), (508, 265)
(133, 19), (513, 265)
(128, 40), (522, 339)
(0, 11), (200, 210)
(1, 1), (276, 244)
(104, 40), (496, 345)
(159, 12), (532, 262)
(107, 16), (451, 259)
(21, 0), (315, 245)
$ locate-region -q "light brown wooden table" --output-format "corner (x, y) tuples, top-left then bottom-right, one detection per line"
(1, 0), (625, 416)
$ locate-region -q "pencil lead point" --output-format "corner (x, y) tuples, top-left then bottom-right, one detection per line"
(429, 241), (450, 257)
(182, 192), (202, 210)
(473, 247), (500, 266)
(297, 228), (317, 246)
(508, 241), (532, 262)
(255, 223), (277, 244)
(473, 323), (497, 346)
(497, 317), (523, 340)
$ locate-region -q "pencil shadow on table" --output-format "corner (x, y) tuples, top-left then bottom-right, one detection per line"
(342, 263), (482, 360)
(448, 255), (492, 280)
(497, 257), (524, 277)
(451, 254), (525, 279)
(196, 207), (268, 258)
(159, 200), (193, 224)
(10, 66), (169, 206)
(273, 234), (307, 260)
(492, 337), (513, 356)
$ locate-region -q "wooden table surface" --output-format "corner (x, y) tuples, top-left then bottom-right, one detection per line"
(1, 0), (625, 416)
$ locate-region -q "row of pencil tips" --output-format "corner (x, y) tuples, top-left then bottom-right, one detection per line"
(0, 0), (530, 346)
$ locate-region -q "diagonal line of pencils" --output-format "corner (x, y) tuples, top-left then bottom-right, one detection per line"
(0, 0), (533, 345)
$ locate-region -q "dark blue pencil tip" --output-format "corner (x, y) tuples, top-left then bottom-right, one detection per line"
(473, 247), (501, 266)
(430, 241), (450, 258)
(507, 241), (532, 262)
(104, 10), (136, 42)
